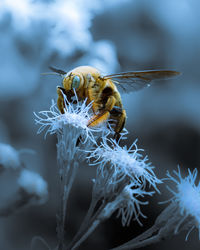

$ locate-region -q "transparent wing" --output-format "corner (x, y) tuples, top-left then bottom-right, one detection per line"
(103, 70), (180, 93)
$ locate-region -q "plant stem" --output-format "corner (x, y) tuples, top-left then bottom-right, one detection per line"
(112, 235), (161, 250)
(67, 196), (98, 249)
(57, 160), (79, 250)
(110, 225), (159, 250)
(72, 220), (100, 250)
(67, 201), (107, 250)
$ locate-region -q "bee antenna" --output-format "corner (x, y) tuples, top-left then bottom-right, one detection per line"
(41, 72), (62, 76)
(41, 66), (67, 77)
(49, 66), (67, 75)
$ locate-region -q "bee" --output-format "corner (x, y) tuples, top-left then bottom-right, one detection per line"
(49, 66), (180, 141)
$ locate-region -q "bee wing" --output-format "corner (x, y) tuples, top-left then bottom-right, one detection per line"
(103, 70), (180, 93)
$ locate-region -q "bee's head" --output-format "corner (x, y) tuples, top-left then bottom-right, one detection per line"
(46, 66), (84, 92)
(62, 71), (84, 92)
(50, 65), (100, 92)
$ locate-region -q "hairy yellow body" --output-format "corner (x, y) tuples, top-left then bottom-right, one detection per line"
(55, 65), (180, 140)
(57, 66), (126, 139)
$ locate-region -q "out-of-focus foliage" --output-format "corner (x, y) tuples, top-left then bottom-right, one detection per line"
(0, 0), (124, 100)
(0, 0), (200, 249)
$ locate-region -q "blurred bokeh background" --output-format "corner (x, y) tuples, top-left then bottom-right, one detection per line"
(0, 0), (200, 249)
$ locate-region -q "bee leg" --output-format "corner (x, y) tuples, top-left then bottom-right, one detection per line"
(57, 87), (75, 113)
(110, 107), (126, 142)
(87, 110), (110, 127)
(57, 87), (65, 114)
(76, 136), (82, 147)
(57, 87), (81, 146)
(77, 110), (111, 147)
(87, 96), (116, 128)
(110, 106), (123, 116)
(57, 86), (75, 103)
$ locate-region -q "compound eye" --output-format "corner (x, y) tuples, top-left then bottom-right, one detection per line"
(71, 75), (80, 89)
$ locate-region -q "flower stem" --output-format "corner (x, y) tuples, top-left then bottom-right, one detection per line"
(57, 160), (79, 250)
(72, 220), (100, 250)
(67, 200), (107, 250)
(111, 235), (161, 250)
(67, 196), (98, 248)
(109, 225), (159, 250)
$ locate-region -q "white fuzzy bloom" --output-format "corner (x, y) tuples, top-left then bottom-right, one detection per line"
(0, 143), (21, 170)
(165, 167), (200, 238)
(117, 184), (154, 226)
(98, 183), (154, 226)
(34, 93), (109, 145)
(34, 91), (112, 243)
(88, 138), (161, 190)
(18, 169), (48, 204)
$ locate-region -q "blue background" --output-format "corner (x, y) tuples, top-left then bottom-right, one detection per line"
(0, 0), (200, 249)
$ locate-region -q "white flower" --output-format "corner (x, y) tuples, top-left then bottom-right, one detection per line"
(117, 184), (154, 226)
(98, 183), (154, 226)
(18, 169), (48, 204)
(0, 143), (21, 170)
(165, 167), (200, 238)
(88, 138), (161, 191)
(34, 93), (109, 145)
(34, 99), (90, 136)
(34, 91), (113, 246)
